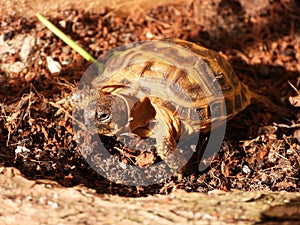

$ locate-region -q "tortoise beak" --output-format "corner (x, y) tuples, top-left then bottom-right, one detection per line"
(96, 121), (115, 134)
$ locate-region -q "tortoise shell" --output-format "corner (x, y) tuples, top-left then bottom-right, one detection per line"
(89, 39), (251, 162)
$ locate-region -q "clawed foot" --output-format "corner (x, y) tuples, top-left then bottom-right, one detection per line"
(157, 138), (187, 171)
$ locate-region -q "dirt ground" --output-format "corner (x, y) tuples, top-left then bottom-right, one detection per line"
(1, 0), (300, 224)
(0, 0), (183, 18)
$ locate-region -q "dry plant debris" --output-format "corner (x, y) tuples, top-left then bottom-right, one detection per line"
(0, 0), (300, 195)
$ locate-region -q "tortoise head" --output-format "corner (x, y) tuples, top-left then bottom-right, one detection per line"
(94, 94), (115, 134)
(91, 93), (129, 135)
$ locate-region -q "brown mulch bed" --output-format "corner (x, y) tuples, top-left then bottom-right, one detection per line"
(0, 0), (300, 196)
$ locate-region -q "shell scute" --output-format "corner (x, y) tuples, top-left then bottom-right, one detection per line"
(89, 39), (252, 163)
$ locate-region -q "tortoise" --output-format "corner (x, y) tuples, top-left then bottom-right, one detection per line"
(83, 39), (278, 169)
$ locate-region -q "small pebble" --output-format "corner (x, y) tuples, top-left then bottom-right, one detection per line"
(59, 20), (67, 28)
(289, 95), (300, 107)
(20, 35), (36, 62)
(146, 31), (154, 39)
(46, 56), (62, 74)
(15, 146), (31, 154)
(242, 165), (251, 174)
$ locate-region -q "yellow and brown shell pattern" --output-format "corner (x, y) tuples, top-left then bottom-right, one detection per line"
(89, 39), (251, 163)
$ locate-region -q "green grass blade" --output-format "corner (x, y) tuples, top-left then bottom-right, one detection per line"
(36, 13), (102, 69)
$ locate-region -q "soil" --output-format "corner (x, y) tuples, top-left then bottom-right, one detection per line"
(0, 0), (182, 18)
(1, 0), (300, 224)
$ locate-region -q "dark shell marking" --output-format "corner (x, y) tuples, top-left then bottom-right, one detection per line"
(89, 39), (253, 165)
(92, 39), (251, 133)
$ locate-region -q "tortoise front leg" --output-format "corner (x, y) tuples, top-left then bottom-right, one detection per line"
(151, 102), (187, 170)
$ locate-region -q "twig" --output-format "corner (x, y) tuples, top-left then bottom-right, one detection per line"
(273, 122), (300, 129)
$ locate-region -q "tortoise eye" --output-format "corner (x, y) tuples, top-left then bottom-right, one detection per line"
(96, 112), (110, 122)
